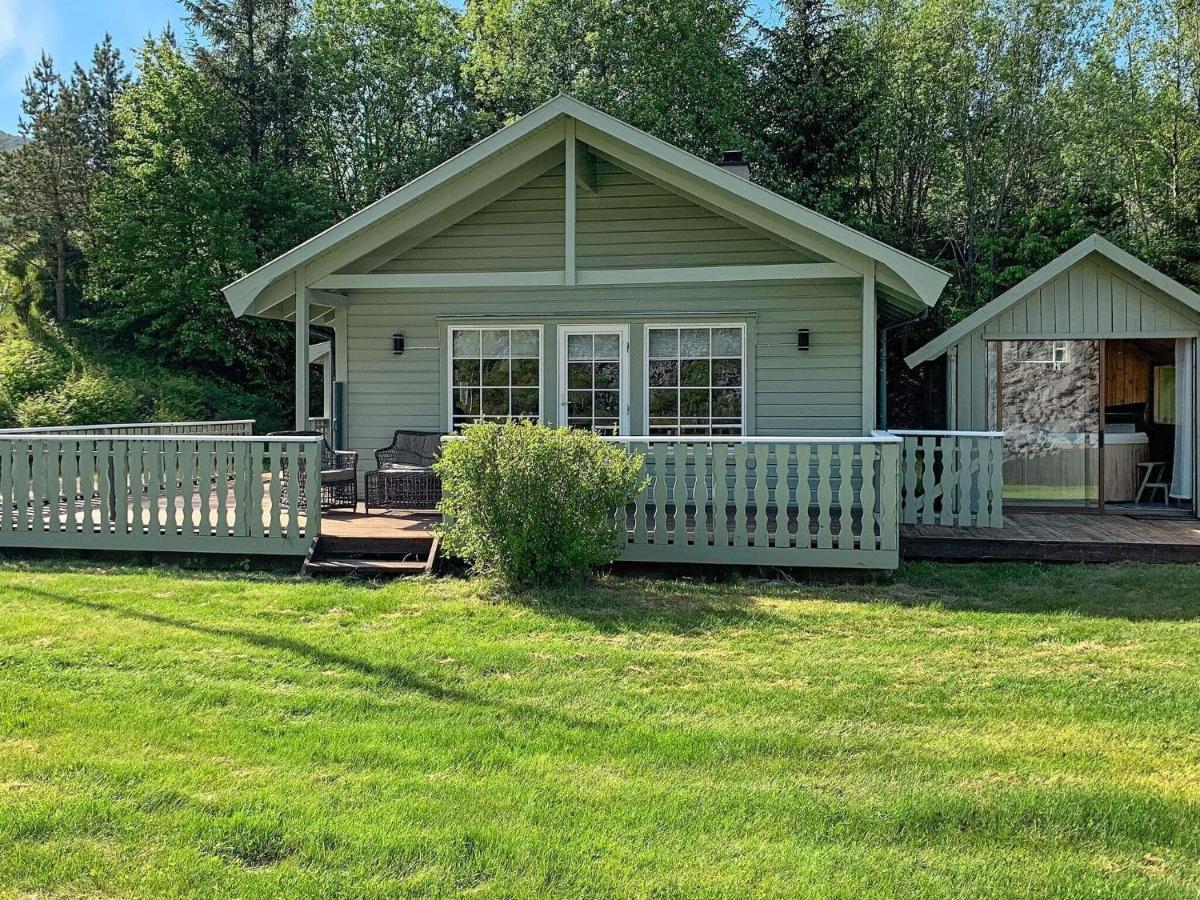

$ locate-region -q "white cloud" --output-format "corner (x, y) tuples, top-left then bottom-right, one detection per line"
(0, 0), (60, 97)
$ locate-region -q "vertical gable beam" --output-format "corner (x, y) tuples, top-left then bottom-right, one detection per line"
(861, 263), (877, 433)
(564, 119), (577, 286)
(295, 266), (310, 429)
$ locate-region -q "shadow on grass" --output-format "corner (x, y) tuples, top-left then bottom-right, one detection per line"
(834, 561), (1200, 623)
(23, 587), (614, 733)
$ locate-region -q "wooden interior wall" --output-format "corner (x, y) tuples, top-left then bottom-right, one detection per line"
(1104, 341), (1151, 407)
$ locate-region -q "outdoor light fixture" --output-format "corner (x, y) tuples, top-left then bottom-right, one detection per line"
(797, 329), (810, 351)
(392, 333), (405, 354)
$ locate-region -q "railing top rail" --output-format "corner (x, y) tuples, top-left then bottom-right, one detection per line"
(439, 432), (903, 444)
(0, 433), (319, 444)
(604, 434), (903, 445)
(0, 419), (256, 435)
(886, 429), (1004, 438)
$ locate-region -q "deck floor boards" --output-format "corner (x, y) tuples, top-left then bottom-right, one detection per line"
(903, 512), (1200, 563)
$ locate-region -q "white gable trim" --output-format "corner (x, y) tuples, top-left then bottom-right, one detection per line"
(223, 94), (949, 318)
(905, 234), (1200, 368)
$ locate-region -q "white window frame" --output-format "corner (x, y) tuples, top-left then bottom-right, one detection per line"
(643, 322), (747, 436)
(446, 324), (544, 429)
(557, 324), (631, 435)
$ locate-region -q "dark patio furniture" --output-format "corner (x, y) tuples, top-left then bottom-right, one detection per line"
(366, 430), (444, 511)
(267, 430), (358, 511)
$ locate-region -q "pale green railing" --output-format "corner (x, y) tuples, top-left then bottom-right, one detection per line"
(0, 434), (321, 556)
(892, 430), (1004, 528)
(609, 436), (902, 569)
(0, 419), (256, 437)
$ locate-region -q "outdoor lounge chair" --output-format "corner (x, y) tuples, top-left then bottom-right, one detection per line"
(366, 430), (444, 511)
(267, 430), (359, 511)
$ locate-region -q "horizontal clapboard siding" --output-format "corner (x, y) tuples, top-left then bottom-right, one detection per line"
(344, 281), (863, 465)
(950, 256), (1200, 428)
(377, 166), (566, 273)
(576, 159), (814, 268)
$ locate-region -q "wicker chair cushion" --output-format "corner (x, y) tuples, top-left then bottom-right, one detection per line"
(379, 463), (434, 475)
(323, 467), (357, 482)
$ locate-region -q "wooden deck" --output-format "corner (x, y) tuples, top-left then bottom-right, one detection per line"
(903, 512), (1200, 563)
(321, 507), (438, 542)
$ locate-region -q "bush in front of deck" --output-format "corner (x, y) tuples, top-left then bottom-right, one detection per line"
(435, 421), (646, 586)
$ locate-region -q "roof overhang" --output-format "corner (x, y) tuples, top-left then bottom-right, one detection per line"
(905, 234), (1200, 368)
(223, 95), (950, 320)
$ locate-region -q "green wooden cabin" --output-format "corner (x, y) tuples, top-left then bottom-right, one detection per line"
(222, 96), (948, 458)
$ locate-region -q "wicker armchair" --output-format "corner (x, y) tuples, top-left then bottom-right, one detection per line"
(366, 430), (444, 511)
(267, 430), (359, 511)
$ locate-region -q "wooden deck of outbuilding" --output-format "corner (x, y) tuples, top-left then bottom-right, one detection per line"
(902, 512), (1200, 564)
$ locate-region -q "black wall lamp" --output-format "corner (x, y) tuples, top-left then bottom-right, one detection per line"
(392, 333), (405, 354)
(796, 329), (810, 351)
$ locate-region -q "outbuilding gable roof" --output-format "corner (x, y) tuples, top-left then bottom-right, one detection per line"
(904, 234), (1200, 368)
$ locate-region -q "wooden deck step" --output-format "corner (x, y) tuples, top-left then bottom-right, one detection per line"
(303, 534), (438, 578)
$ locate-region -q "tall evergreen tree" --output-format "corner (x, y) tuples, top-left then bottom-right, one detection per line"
(0, 53), (90, 322)
(752, 0), (873, 216)
(73, 34), (131, 175)
(183, 0), (307, 169)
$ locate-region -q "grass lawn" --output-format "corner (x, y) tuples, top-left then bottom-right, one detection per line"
(2, 561), (1200, 897)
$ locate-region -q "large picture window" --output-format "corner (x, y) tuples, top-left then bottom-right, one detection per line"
(449, 326), (542, 429)
(646, 324), (744, 435)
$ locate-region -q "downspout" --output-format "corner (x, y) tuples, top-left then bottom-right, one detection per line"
(877, 307), (929, 430)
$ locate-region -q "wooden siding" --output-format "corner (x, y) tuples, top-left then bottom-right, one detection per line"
(576, 158), (814, 268)
(343, 281), (863, 464)
(378, 157), (815, 275)
(949, 257), (1200, 428)
(376, 165), (566, 274)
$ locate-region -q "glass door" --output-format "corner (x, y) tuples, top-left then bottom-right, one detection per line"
(990, 339), (1102, 507)
(559, 326), (629, 435)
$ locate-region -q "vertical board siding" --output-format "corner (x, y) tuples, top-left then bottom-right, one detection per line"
(614, 437), (901, 569)
(895, 431), (1004, 527)
(951, 257), (1200, 429)
(0, 436), (319, 555)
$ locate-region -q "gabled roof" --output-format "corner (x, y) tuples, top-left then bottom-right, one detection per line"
(222, 95), (950, 317)
(905, 234), (1200, 368)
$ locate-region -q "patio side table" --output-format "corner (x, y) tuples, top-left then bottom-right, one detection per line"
(365, 466), (442, 511)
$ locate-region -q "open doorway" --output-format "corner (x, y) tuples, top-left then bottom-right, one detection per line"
(988, 338), (1195, 515)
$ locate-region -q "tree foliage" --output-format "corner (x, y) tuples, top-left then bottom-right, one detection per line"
(0, 0), (1198, 427)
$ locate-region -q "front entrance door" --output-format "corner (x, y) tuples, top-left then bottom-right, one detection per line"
(558, 325), (629, 435)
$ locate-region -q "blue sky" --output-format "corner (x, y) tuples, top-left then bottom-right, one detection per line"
(0, 0), (779, 135)
(0, 0), (184, 133)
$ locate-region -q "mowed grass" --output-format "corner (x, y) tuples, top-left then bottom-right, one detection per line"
(2, 561), (1200, 897)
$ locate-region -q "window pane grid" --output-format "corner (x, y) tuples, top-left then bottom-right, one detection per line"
(565, 331), (622, 436)
(451, 327), (540, 429)
(646, 325), (743, 436)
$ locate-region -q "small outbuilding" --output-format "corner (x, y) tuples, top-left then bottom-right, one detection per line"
(906, 235), (1200, 515)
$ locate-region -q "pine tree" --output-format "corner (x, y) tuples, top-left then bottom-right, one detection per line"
(0, 53), (90, 322)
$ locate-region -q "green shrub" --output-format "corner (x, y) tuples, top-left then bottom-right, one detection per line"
(0, 390), (16, 429)
(15, 373), (139, 428)
(435, 421), (647, 586)
(0, 337), (70, 400)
